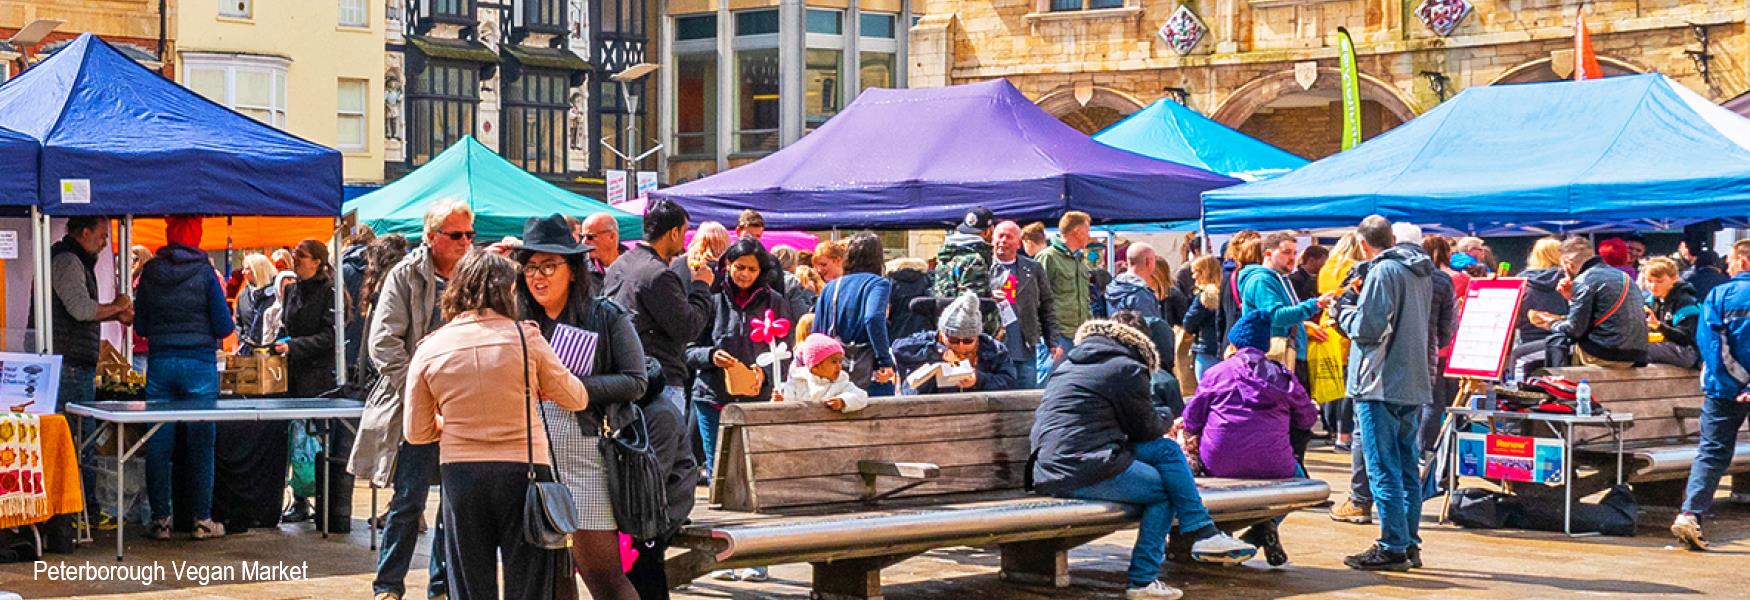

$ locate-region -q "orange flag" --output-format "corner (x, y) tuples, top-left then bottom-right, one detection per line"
(1574, 7), (1604, 81)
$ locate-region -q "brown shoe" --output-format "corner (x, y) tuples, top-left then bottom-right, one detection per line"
(1330, 498), (1372, 524)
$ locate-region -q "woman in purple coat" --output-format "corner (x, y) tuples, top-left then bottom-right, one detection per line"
(1181, 309), (1318, 566)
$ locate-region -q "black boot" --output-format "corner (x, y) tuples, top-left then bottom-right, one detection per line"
(280, 498), (312, 524)
(1344, 544), (1411, 572)
(1240, 521), (1288, 567)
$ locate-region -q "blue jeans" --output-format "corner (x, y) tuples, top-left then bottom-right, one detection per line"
(143, 355), (218, 521)
(1192, 353), (1220, 382)
(1682, 396), (1750, 515)
(1069, 438), (1214, 588)
(374, 442), (448, 598)
(697, 401), (724, 477)
(1038, 335), (1075, 383)
(1013, 353), (1040, 391)
(1357, 401), (1423, 552)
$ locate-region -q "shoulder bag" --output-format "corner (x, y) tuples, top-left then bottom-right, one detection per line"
(826, 278), (877, 387)
(597, 404), (671, 541)
(517, 323), (580, 550)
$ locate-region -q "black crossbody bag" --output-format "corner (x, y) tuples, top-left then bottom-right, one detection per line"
(516, 323), (579, 550)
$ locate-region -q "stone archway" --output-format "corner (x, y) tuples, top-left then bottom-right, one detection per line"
(1036, 85), (1147, 134)
(1489, 56), (1644, 85)
(1210, 67), (1418, 128)
(1211, 67), (1418, 160)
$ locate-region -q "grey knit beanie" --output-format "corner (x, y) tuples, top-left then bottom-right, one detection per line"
(939, 292), (983, 339)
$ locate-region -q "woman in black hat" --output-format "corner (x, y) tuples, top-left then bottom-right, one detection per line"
(515, 214), (648, 600)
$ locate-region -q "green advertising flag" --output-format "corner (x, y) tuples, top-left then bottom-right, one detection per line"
(1337, 27), (1361, 151)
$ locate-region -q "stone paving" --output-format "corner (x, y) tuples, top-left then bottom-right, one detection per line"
(4, 449), (1748, 599)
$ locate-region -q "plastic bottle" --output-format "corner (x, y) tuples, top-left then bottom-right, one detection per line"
(1576, 379), (1593, 417)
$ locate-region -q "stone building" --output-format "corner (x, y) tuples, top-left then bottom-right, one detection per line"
(0, 0), (173, 82)
(908, 0), (1746, 159)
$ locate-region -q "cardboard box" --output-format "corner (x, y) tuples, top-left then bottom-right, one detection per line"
(224, 353), (287, 395)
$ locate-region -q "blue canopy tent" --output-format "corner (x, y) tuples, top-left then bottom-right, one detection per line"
(1094, 99), (1308, 182)
(0, 33), (342, 216)
(0, 126), (39, 211)
(1202, 75), (1750, 235)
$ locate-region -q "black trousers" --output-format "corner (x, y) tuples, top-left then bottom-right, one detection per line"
(626, 537), (672, 600)
(440, 462), (567, 600)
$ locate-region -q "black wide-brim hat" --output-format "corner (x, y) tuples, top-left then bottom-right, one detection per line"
(521, 213), (593, 255)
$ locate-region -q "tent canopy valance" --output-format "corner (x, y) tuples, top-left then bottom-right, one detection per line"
(1202, 75), (1750, 236)
(652, 79), (1238, 230)
(0, 33), (342, 217)
(346, 136), (642, 242)
(0, 127), (39, 208)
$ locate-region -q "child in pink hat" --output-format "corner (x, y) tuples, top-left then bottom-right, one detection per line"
(775, 334), (870, 412)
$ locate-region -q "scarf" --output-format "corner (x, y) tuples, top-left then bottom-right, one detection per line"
(0, 413), (46, 523)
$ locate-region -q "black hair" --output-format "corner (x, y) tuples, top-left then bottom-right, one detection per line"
(644, 199), (689, 241)
(843, 232), (885, 275)
(66, 216), (104, 235)
(719, 236), (780, 292)
(514, 248), (594, 321)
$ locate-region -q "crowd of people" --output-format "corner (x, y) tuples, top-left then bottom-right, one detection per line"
(47, 197), (1750, 600)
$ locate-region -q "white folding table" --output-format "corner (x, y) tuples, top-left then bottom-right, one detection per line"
(66, 398), (364, 560)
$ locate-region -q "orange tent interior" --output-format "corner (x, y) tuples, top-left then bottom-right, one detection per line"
(122, 217), (338, 252)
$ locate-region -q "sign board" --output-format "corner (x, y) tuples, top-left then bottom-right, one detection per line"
(59, 179), (91, 205)
(635, 171), (658, 201)
(1456, 432), (1565, 484)
(0, 231), (16, 260)
(0, 353), (62, 415)
(1444, 277), (1527, 380)
(605, 170), (629, 204)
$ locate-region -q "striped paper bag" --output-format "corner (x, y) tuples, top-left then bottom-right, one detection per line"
(550, 323), (599, 378)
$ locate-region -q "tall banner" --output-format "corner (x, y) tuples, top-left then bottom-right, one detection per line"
(1337, 27), (1361, 151)
(1574, 8), (1604, 81)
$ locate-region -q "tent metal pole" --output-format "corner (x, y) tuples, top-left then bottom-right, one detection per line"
(333, 217), (347, 388)
(32, 208), (51, 355)
(119, 215), (133, 365)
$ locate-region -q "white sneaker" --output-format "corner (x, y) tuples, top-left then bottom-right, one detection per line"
(738, 566), (770, 582)
(1125, 580), (1184, 599)
(1189, 531), (1257, 565)
(192, 518), (226, 540)
(710, 569), (739, 581)
(1672, 513), (1708, 551)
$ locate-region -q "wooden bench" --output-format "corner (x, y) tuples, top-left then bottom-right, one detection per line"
(666, 390), (1331, 599)
(1550, 365), (1750, 502)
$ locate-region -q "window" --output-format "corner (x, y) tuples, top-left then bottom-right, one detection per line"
(339, 0), (368, 26)
(734, 49), (779, 153)
(337, 79), (368, 151)
(1051, 0), (1122, 10)
(735, 10), (779, 35)
(503, 70), (569, 174)
(519, 0), (563, 30)
(676, 15), (716, 40)
(859, 13), (898, 93)
(182, 54), (289, 127)
(408, 61), (480, 165)
(806, 9), (842, 35)
(859, 13), (895, 38)
(675, 52), (718, 157)
(423, 0), (474, 20)
(805, 49), (841, 128)
(220, 0), (252, 18)
(859, 52), (895, 92)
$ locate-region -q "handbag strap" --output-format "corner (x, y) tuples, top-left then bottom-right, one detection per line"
(827, 277), (845, 337)
(1591, 271), (1633, 328)
(516, 319), (536, 482)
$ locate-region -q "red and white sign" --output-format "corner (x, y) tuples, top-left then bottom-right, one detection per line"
(1443, 277), (1527, 380)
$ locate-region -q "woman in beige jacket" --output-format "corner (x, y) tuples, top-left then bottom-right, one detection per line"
(405, 251), (588, 600)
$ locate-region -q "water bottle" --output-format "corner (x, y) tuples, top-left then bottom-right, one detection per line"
(1576, 379), (1593, 417)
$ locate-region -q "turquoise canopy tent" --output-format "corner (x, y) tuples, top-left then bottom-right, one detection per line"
(1094, 99), (1308, 182)
(346, 136), (641, 241)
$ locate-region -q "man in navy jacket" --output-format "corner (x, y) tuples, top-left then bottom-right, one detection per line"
(1673, 239), (1750, 551)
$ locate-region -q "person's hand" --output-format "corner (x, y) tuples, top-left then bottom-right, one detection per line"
(1306, 323), (1329, 343)
(274, 342), (289, 354)
(1738, 391), (1750, 404)
(771, 388), (785, 402)
(691, 260), (716, 286)
(1557, 277), (1574, 300)
(111, 294), (132, 310)
(825, 398), (846, 412)
(712, 350), (738, 368)
(519, 320), (544, 341)
(959, 370), (978, 389)
(117, 308), (134, 327)
(1052, 346), (1066, 361)
(873, 367), (895, 384)
(1316, 290), (1340, 309)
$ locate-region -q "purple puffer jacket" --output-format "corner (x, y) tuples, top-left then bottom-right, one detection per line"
(1182, 347), (1318, 479)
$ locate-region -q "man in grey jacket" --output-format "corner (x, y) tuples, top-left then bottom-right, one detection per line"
(349, 200), (475, 600)
(991, 221), (1060, 388)
(1335, 215), (1433, 572)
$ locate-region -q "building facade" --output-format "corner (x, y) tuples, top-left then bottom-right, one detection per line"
(1, 0), (173, 82)
(658, 0), (913, 183)
(909, 0), (1746, 160)
(175, 0), (387, 182)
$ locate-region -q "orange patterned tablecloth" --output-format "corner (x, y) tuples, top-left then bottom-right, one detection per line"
(0, 415), (83, 529)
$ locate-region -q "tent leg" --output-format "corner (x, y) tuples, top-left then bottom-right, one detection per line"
(119, 215), (133, 366)
(333, 218), (347, 389)
(32, 208), (51, 355)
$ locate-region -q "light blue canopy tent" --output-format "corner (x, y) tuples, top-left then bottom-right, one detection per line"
(1202, 75), (1750, 235)
(1094, 99), (1308, 182)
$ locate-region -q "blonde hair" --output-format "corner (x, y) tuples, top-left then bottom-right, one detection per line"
(243, 254), (277, 289)
(1643, 256), (1679, 280)
(794, 265), (825, 294)
(1227, 230), (1263, 266)
(422, 198), (474, 236)
(687, 221), (731, 264)
(1527, 237), (1562, 270)
(1329, 232), (1367, 263)
(1190, 255), (1222, 287)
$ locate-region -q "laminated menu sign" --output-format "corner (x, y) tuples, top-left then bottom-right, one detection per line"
(0, 353), (62, 415)
(1444, 278), (1527, 380)
(1456, 432), (1565, 484)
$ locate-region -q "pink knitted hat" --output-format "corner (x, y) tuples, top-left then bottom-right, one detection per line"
(795, 334), (845, 368)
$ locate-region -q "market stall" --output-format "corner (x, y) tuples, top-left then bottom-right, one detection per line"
(653, 79), (1239, 229)
(346, 136), (641, 242)
(1201, 74), (1750, 235)
(1093, 98), (1308, 182)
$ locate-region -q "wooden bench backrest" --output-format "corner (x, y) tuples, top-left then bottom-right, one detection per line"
(710, 391), (1043, 513)
(1545, 365), (1702, 444)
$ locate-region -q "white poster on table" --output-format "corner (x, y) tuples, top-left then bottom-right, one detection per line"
(605, 170), (629, 205)
(1444, 278), (1527, 380)
(635, 171), (658, 201)
(0, 353), (61, 415)
(0, 231), (15, 260)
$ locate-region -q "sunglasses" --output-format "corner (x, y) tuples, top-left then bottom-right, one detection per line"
(523, 261), (567, 278)
(436, 229), (477, 241)
(945, 335), (978, 345)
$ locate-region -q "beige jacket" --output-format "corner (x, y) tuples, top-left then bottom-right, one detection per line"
(404, 310), (588, 465)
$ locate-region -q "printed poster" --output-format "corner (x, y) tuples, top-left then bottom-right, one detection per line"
(635, 171), (658, 201)
(1456, 432), (1565, 484)
(1445, 278), (1527, 379)
(0, 353), (62, 415)
(605, 170), (628, 204)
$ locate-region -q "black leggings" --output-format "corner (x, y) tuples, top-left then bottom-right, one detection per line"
(440, 462), (568, 600)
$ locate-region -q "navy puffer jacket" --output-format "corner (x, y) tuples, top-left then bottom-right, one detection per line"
(134, 245), (235, 357)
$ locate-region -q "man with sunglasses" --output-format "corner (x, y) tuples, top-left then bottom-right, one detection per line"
(582, 212), (626, 279)
(892, 292), (1017, 394)
(351, 199), (476, 600)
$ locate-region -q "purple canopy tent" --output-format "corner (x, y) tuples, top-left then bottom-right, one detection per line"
(652, 79), (1238, 230)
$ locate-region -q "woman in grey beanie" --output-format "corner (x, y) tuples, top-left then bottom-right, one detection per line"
(891, 292), (1018, 394)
